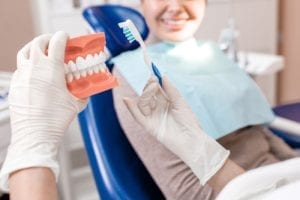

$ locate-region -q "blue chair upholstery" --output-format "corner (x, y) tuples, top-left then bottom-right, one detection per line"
(79, 5), (165, 200)
(78, 80), (164, 200)
(270, 102), (300, 148)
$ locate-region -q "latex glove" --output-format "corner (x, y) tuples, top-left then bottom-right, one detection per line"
(124, 76), (229, 185)
(0, 31), (87, 191)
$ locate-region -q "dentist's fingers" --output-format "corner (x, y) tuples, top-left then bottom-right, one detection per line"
(30, 34), (52, 62)
(74, 99), (88, 113)
(123, 97), (147, 127)
(17, 41), (32, 68)
(142, 76), (158, 92)
(162, 76), (182, 104)
(138, 81), (160, 116)
(17, 41), (32, 61)
(48, 31), (69, 62)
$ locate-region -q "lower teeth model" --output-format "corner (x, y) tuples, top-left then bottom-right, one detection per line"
(64, 33), (118, 99)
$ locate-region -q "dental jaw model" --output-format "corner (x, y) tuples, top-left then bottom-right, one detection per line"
(64, 33), (118, 99)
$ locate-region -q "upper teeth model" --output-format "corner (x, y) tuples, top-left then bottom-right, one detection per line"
(64, 33), (118, 99)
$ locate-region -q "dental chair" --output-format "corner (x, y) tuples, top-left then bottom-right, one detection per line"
(270, 102), (300, 148)
(78, 5), (164, 200)
(78, 4), (300, 200)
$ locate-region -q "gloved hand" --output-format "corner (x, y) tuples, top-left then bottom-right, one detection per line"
(124, 76), (230, 185)
(0, 31), (87, 191)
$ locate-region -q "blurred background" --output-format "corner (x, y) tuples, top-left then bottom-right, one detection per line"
(0, 0), (299, 199)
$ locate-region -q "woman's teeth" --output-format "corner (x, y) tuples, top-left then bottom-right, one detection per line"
(162, 19), (187, 26)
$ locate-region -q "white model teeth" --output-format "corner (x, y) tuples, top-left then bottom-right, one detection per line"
(68, 60), (77, 72)
(81, 70), (87, 77)
(76, 57), (85, 71)
(87, 68), (94, 75)
(65, 51), (109, 82)
(93, 65), (100, 73)
(94, 53), (102, 65)
(86, 54), (93, 66)
(100, 63), (106, 73)
(67, 73), (73, 83)
(74, 71), (81, 80)
(99, 52), (106, 63)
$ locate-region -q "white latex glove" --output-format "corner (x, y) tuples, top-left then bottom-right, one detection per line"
(0, 31), (87, 191)
(124, 76), (229, 185)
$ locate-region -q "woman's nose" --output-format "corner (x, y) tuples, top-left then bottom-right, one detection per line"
(166, 0), (183, 12)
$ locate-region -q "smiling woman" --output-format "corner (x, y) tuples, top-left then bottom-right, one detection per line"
(140, 0), (207, 41)
(111, 0), (297, 199)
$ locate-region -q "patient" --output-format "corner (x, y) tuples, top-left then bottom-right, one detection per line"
(112, 0), (297, 199)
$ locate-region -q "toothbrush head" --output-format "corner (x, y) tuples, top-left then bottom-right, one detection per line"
(118, 19), (143, 44)
(118, 19), (153, 68)
(64, 33), (118, 99)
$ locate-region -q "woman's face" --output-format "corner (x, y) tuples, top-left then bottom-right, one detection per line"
(141, 0), (206, 42)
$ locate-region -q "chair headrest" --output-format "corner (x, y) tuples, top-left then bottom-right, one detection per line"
(83, 5), (149, 58)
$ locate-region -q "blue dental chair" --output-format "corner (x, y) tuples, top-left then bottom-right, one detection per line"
(78, 5), (165, 200)
(270, 102), (300, 148)
(78, 4), (300, 200)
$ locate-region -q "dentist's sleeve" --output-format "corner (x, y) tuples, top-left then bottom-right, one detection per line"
(0, 31), (87, 192)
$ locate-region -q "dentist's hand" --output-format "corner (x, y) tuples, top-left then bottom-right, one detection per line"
(0, 31), (87, 191)
(124, 76), (229, 185)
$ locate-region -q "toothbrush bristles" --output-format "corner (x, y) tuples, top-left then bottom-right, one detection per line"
(123, 28), (136, 43)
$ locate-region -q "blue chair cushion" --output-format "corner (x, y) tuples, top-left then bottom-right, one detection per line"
(78, 61), (164, 199)
(270, 102), (300, 148)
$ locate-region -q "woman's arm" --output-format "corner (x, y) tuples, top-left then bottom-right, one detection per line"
(10, 168), (58, 200)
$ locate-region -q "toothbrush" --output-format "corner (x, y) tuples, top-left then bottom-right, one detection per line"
(118, 19), (162, 85)
(64, 33), (118, 99)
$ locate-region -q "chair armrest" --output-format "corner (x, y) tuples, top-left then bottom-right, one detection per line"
(270, 116), (300, 136)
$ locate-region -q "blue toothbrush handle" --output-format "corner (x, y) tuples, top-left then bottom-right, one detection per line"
(151, 63), (162, 86)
